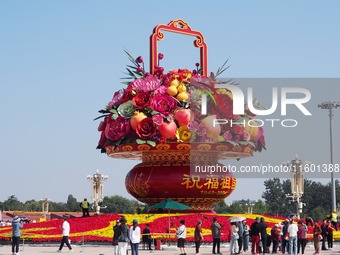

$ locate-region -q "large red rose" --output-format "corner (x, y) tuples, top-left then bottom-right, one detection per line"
(104, 116), (130, 141)
(132, 92), (150, 110)
(150, 94), (177, 116)
(136, 117), (156, 139)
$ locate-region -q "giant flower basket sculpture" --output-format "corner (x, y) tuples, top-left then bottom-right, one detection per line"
(96, 19), (265, 212)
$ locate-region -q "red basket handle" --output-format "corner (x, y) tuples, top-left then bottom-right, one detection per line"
(150, 19), (208, 76)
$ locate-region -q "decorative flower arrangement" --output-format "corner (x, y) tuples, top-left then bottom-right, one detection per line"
(0, 213), (305, 243)
(96, 52), (265, 153)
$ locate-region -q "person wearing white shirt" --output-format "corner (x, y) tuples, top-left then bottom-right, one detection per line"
(176, 220), (187, 255)
(288, 220), (298, 255)
(57, 216), (72, 252)
(129, 219), (141, 255)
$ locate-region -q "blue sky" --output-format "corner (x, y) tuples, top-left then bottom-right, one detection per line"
(1, 1), (340, 205)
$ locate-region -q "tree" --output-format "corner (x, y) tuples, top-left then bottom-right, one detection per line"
(262, 178), (292, 215)
(66, 195), (80, 212)
(213, 201), (229, 213)
(309, 206), (328, 222)
(253, 199), (268, 214)
(3, 195), (24, 211)
(101, 195), (138, 214)
(24, 200), (41, 211)
(226, 201), (247, 214)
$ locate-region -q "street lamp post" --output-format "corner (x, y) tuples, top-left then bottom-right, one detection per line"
(245, 200), (255, 215)
(87, 169), (108, 215)
(284, 155), (309, 219)
(40, 197), (52, 220)
(318, 101), (340, 212)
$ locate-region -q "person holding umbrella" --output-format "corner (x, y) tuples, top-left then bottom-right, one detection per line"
(230, 222), (240, 255)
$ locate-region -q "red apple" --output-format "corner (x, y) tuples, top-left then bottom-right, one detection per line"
(174, 108), (191, 126)
(158, 121), (177, 139)
(200, 115), (221, 139)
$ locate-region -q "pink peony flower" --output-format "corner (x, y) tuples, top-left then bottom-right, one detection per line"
(108, 89), (133, 108)
(150, 94), (177, 116)
(196, 125), (207, 137)
(223, 130), (233, 141)
(131, 75), (161, 92)
(232, 124), (244, 135)
(108, 90), (124, 108)
(104, 116), (130, 141)
(242, 131), (251, 141)
(154, 85), (168, 95)
(188, 121), (199, 132)
(152, 114), (164, 126)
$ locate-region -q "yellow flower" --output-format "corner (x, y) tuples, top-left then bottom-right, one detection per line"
(176, 126), (191, 142)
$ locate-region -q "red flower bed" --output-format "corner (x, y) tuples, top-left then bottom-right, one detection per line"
(1, 213), (319, 243)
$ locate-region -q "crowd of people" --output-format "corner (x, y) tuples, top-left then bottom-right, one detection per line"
(7, 213), (339, 255)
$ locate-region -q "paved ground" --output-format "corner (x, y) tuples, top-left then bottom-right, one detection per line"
(1, 243), (340, 255)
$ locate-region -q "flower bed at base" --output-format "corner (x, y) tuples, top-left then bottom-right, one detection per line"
(1, 213), (336, 243)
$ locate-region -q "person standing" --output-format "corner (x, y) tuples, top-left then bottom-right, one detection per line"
(57, 216), (73, 252)
(176, 220), (187, 255)
(129, 219), (141, 255)
(211, 217), (222, 254)
(320, 219), (328, 250)
(297, 221), (307, 255)
(259, 218), (267, 255)
(117, 217), (129, 255)
(287, 220), (298, 255)
(80, 198), (90, 217)
(237, 221), (244, 253)
(250, 217), (261, 255)
(312, 220), (322, 255)
(242, 220), (250, 252)
(327, 220), (334, 251)
(230, 222), (240, 255)
(330, 209), (338, 230)
(113, 219), (121, 255)
(281, 220), (289, 254)
(142, 224), (152, 250)
(11, 216), (23, 255)
(194, 220), (203, 255)
(271, 224), (280, 254)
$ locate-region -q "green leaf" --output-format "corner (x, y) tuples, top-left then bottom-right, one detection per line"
(136, 139), (146, 145)
(217, 136), (225, 142)
(227, 141), (239, 147)
(124, 49), (139, 67)
(215, 58), (230, 77)
(126, 65), (138, 70)
(93, 114), (109, 121)
(150, 111), (160, 115)
(195, 87), (217, 105)
(248, 141), (255, 148)
(146, 140), (156, 147)
(126, 68), (137, 79)
(111, 112), (119, 120)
